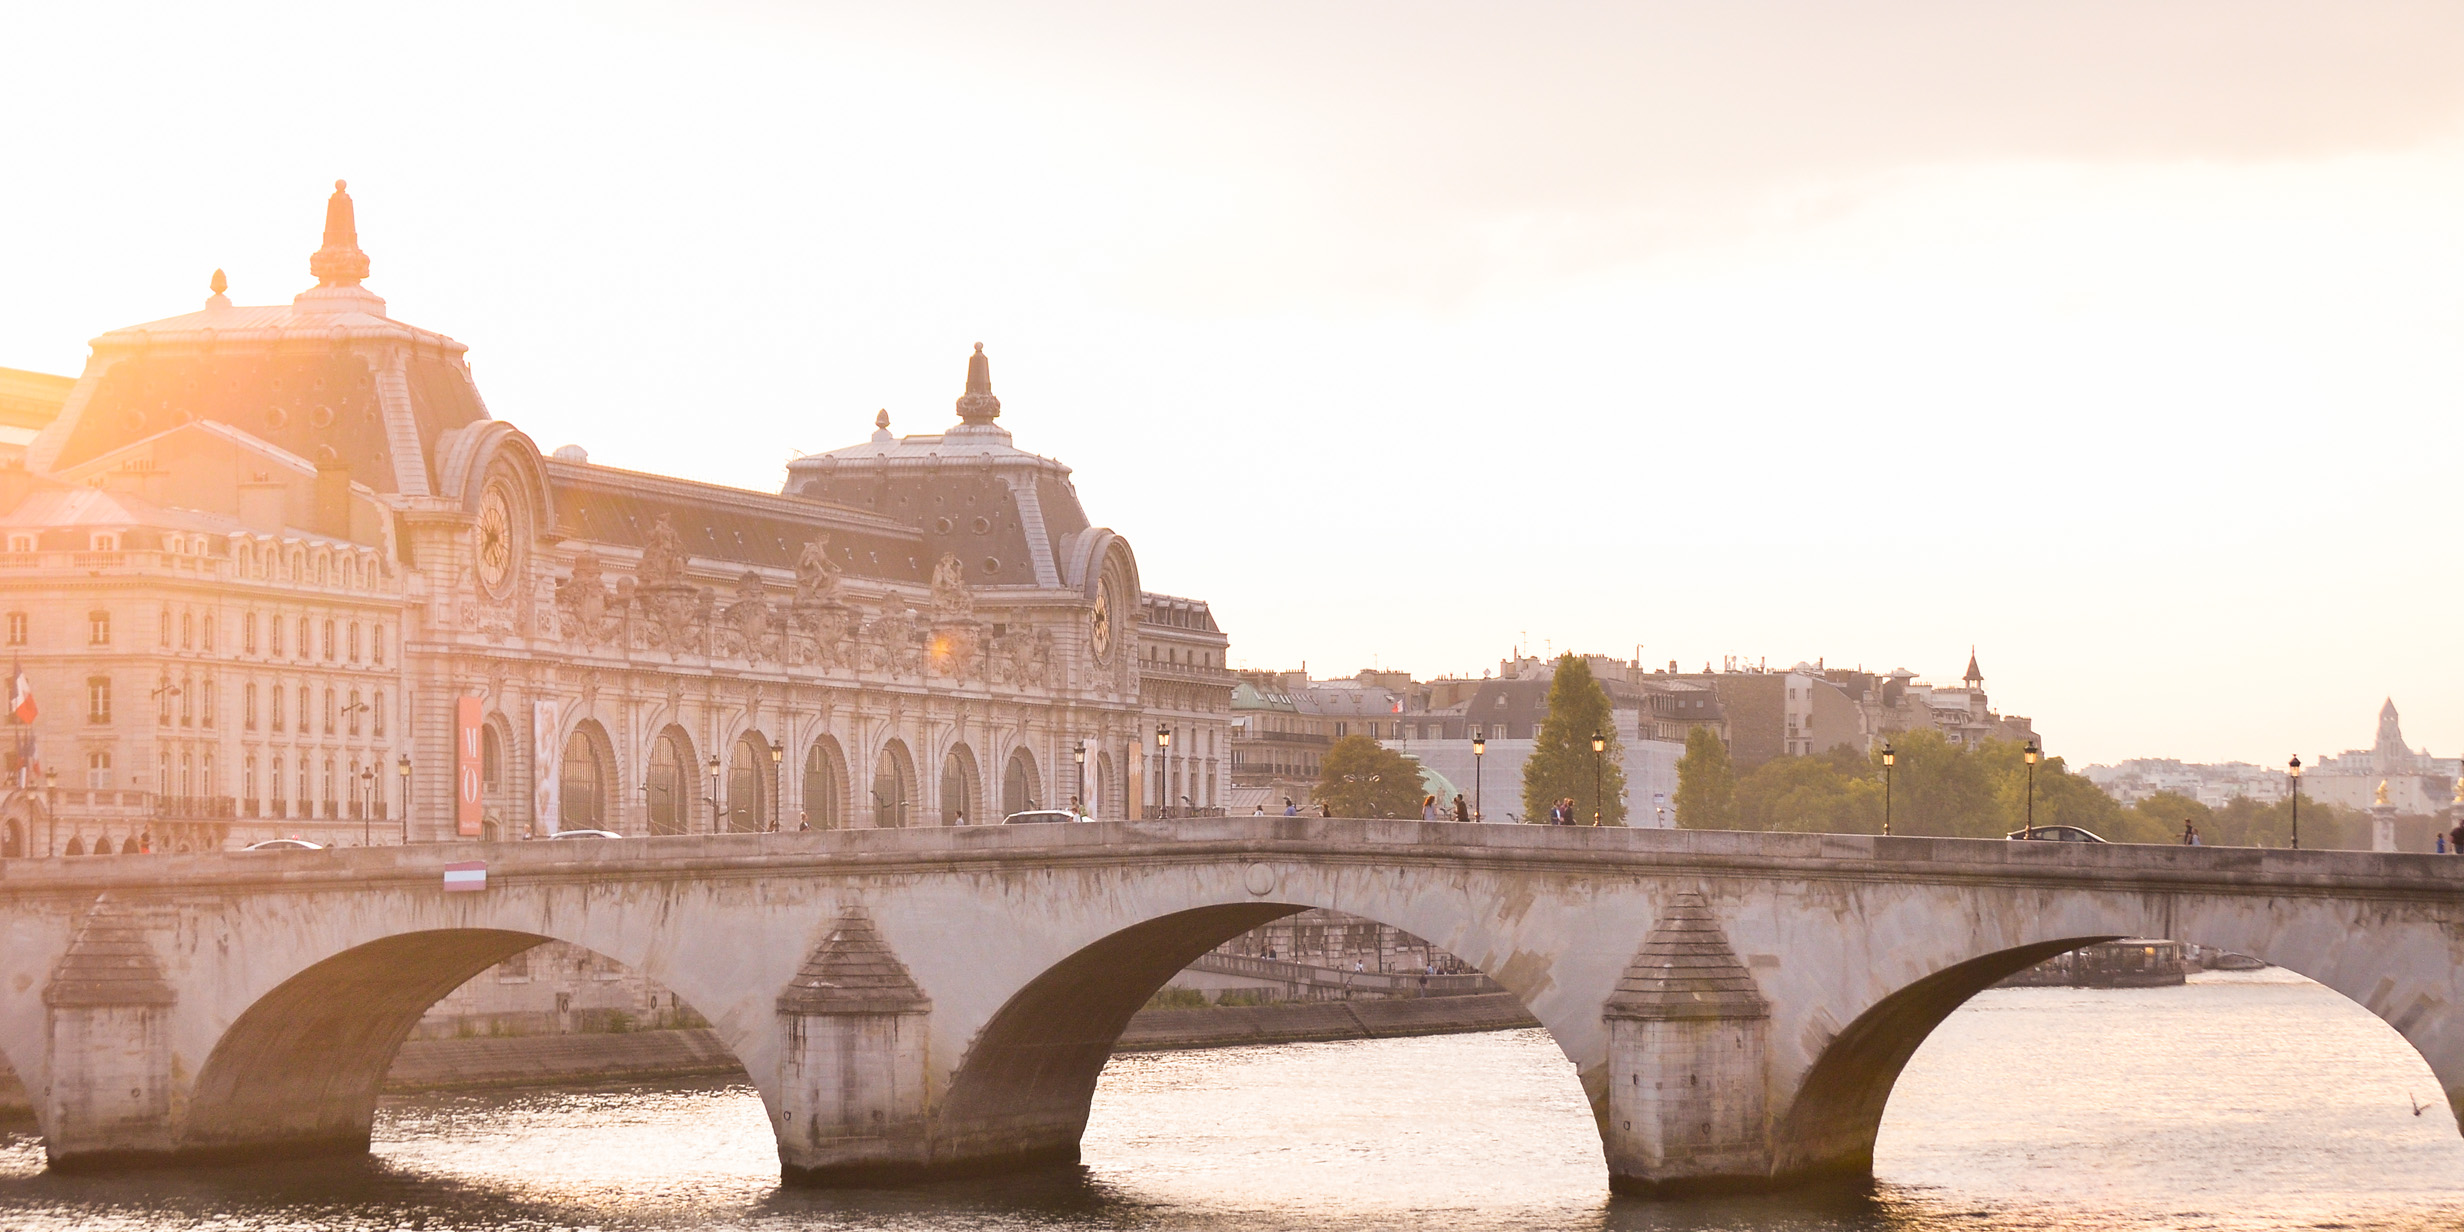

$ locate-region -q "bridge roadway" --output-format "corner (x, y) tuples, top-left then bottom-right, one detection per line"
(4, 818), (2461, 1194)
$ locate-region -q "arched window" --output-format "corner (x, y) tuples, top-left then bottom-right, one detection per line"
(941, 746), (978, 825)
(560, 727), (605, 831)
(873, 741), (914, 829)
(1003, 748), (1040, 817)
(347, 689), (362, 736)
(296, 617), (309, 659)
(481, 725), (503, 791)
(727, 736), (768, 833)
(372, 690), (385, 738)
(373, 624), (386, 666)
(647, 729), (691, 836)
(802, 739), (844, 830)
(349, 622), (361, 663)
(271, 755), (285, 810)
(322, 619), (335, 661)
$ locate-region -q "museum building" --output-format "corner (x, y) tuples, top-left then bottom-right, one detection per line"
(0, 183), (1229, 855)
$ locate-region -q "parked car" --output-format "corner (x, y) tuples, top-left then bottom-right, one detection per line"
(241, 838), (324, 851)
(1003, 810), (1082, 825)
(549, 829), (624, 840)
(2006, 825), (2108, 843)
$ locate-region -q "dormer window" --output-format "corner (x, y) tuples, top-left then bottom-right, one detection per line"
(90, 533), (118, 552)
(6, 536), (30, 553)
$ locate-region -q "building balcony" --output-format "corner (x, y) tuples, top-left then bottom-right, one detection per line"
(151, 795), (238, 820)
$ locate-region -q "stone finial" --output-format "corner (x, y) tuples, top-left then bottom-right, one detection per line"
(954, 342), (1001, 426)
(871, 409), (895, 444)
(308, 178), (371, 288)
(1604, 891), (1766, 1021)
(206, 268), (231, 310)
(778, 907), (931, 1015)
(44, 896), (176, 1008)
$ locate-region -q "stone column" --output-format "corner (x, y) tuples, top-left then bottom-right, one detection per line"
(41, 895), (178, 1168)
(775, 907), (932, 1182)
(1602, 890), (1772, 1195)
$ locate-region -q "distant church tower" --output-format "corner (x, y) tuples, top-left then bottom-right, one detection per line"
(1962, 647), (1984, 691)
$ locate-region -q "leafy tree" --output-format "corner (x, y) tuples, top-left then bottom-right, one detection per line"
(1674, 725), (1737, 830)
(1875, 728), (2002, 837)
(1521, 654), (1628, 824)
(1736, 745), (1884, 834)
(2126, 791), (2213, 846)
(1311, 735), (1427, 819)
(2210, 794), (2357, 849)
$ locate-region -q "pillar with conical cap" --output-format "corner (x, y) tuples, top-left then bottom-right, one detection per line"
(309, 180), (370, 287)
(954, 342), (1001, 428)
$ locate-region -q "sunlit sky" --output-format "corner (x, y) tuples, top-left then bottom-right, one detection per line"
(3, 2), (2461, 765)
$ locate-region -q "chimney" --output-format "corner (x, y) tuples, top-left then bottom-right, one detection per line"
(238, 474), (286, 534)
(313, 463), (353, 540)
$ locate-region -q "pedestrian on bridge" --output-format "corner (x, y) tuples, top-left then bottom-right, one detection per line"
(1452, 794), (1470, 823)
(1421, 794), (1440, 821)
(2181, 820), (2201, 846)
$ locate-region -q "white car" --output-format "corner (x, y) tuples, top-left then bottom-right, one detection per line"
(241, 838), (324, 851)
(549, 829), (624, 840)
(1002, 810), (1084, 825)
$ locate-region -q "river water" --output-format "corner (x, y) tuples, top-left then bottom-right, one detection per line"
(1, 969), (2458, 1231)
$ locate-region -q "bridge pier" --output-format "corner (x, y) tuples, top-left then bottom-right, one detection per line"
(40, 898), (180, 1170)
(1601, 892), (1775, 1195)
(775, 909), (937, 1182)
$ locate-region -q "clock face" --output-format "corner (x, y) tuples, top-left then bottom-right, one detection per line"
(1090, 581), (1114, 662)
(475, 487), (514, 594)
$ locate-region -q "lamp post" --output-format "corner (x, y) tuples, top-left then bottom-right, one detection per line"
(1471, 732), (1486, 822)
(2022, 742), (2040, 838)
(1073, 741), (1086, 817)
(1155, 723), (1172, 819)
(705, 754), (721, 834)
(2288, 755), (2303, 850)
(1881, 743), (1895, 836)
(1589, 733), (1607, 825)
(397, 754), (411, 844)
(360, 766), (374, 846)
(44, 767), (56, 858)
(769, 742), (784, 832)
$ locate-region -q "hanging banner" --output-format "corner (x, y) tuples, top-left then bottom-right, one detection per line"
(455, 697), (484, 837)
(442, 861), (487, 892)
(533, 699), (561, 836)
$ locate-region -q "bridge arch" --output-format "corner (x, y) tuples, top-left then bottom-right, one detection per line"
(179, 928), (751, 1163)
(920, 884), (1593, 1182)
(1771, 915), (2464, 1185)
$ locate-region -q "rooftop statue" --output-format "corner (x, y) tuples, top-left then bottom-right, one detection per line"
(639, 514), (688, 589)
(308, 179), (371, 288)
(955, 343), (1001, 426)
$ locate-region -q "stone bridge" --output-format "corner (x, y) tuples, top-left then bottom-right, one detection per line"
(4, 819), (2461, 1194)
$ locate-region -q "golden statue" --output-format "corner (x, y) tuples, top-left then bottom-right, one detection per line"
(2374, 779), (2391, 807)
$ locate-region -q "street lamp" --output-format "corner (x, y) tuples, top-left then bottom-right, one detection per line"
(2022, 742), (2040, 839)
(1073, 741), (1087, 817)
(2288, 755), (2303, 850)
(397, 754), (411, 844)
(1471, 732), (1486, 823)
(44, 767), (56, 859)
(1590, 733), (1607, 825)
(1156, 723), (1172, 819)
(705, 754), (722, 834)
(1881, 743), (1895, 836)
(360, 766), (375, 846)
(769, 742), (784, 832)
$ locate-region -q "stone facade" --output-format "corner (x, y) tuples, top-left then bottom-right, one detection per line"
(0, 184), (1224, 852)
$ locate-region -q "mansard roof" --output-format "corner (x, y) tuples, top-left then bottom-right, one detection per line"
(30, 184), (486, 498)
(546, 454), (934, 585)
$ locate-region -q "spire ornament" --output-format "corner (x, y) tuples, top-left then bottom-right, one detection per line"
(206, 268), (231, 309)
(309, 179), (371, 288)
(954, 342), (1001, 427)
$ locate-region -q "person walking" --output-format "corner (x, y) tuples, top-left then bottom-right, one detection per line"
(2181, 819), (2200, 846)
(2449, 820), (2463, 853)
(1452, 794), (1470, 823)
(2439, 833), (2450, 855)
(1421, 794), (1440, 821)
(1282, 797), (1298, 817)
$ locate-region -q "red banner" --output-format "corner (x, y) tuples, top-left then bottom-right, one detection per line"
(456, 697), (484, 837)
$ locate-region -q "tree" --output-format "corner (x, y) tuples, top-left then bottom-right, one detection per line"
(1735, 745), (1884, 834)
(1311, 735), (1428, 819)
(2125, 791), (2213, 846)
(1875, 728), (2001, 837)
(1521, 655), (1628, 824)
(1674, 725), (1737, 830)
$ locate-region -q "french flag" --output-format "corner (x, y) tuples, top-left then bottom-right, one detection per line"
(10, 666), (33, 724)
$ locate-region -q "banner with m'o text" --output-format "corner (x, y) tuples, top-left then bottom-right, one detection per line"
(456, 697), (484, 837)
